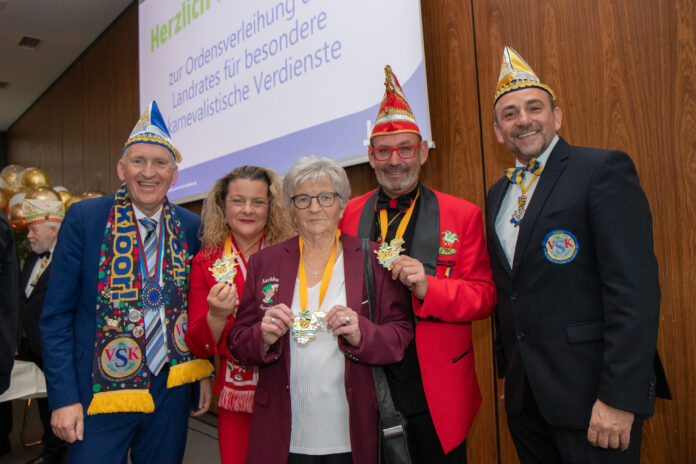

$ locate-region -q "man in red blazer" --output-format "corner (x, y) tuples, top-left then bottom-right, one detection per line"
(339, 65), (497, 463)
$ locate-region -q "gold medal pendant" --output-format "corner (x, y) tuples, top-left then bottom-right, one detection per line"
(292, 310), (327, 344)
(510, 194), (528, 226)
(375, 237), (406, 270)
(209, 251), (239, 283)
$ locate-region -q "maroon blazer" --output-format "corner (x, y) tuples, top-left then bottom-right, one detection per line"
(229, 233), (413, 464)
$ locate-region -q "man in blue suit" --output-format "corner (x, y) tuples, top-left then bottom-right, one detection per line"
(40, 101), (212, 464)
(486, 47), (669, 463)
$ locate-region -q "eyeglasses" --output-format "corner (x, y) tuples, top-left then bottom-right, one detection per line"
(369, 144), (420, 161)
(291, 192), (340, 209)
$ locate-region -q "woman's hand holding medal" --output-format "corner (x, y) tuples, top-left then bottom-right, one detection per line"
(261, 304), (295, 351)
(326, 305), (361, 347)
(207, 282), (238, 321)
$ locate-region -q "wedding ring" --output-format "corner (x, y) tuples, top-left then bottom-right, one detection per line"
(271, 317), (276, 324)
(345, 316), (351, 325)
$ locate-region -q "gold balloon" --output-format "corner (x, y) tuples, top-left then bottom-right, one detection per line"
(0, 187), (10, 215)
(0, 165), (24, 194)
(9, 203), (26, 230)
(21, 167), (51, 190)
(82, 190), (107, 199)
(57, 189), (72, 204)
(24, 186), (62, 202)
(65, 195), (84, 211)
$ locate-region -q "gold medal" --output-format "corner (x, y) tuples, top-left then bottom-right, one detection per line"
(101, 287), (112, 299)
(374, 237), (406, 270)
(132, 325), (144, 338)
(209, 252), (239, 283)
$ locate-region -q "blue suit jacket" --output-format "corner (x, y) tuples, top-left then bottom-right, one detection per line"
(40, 194), (201, 411)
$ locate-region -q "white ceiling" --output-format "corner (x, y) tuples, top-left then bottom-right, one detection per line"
(0, 0), (133, 131)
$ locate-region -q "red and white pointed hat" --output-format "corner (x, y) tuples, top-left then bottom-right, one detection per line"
(371, 65), (421, 139)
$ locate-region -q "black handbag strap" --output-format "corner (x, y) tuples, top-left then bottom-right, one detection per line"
(361, 239), (405, 435)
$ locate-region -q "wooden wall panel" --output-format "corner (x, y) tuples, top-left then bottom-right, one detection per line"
(7, 4), (138, 196)
(106, 4), (139, 193)
(473, 0), (695, 461)
(82, 39), (110, 192)
(60, 61), (85, 193)
(7, 86), (63, 185)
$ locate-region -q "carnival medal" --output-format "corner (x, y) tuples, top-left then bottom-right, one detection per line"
(209, 252), (239, 284)
(292, 310), (326, 344)
(375, 237), (406, 270)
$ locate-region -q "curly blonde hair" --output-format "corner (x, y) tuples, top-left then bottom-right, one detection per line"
(199, 166), (294, 251)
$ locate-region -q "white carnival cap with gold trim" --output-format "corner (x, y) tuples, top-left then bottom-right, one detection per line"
(22, 198), (64, 225)
(494, 46), (556, 104)
(123, 100), (182, 163)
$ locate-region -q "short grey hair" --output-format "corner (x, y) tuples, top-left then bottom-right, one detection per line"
(283, 155), (351, 210)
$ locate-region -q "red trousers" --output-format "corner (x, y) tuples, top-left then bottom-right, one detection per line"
(218, 408), (252, 464)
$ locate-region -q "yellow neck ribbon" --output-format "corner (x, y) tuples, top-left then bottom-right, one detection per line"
(378, 187), (421, 244)
(298, 230), (341, 313)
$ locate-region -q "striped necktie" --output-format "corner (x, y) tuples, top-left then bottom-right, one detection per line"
(138, 217), (168, 376)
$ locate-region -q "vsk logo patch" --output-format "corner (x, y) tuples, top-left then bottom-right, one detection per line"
(174, 314), (189, 352)
(439, 230), (459, 255)
(101, 338), (142, 379)
(543, 230), (579, 264)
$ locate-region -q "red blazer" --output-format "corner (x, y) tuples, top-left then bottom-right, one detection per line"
(186, 247), (251, 397)
(339, 186), (496, 453)
(229, 234), (413, 464)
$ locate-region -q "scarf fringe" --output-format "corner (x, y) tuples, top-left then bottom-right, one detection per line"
(167, 359), (215, 388)
(218, 386), (254, 413)
(87, 389), (155, 415)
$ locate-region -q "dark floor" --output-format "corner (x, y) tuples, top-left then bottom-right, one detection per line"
(0, 399), (221, 464)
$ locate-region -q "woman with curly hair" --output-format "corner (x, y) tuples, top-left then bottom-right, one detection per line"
(186, 165), (294, 464)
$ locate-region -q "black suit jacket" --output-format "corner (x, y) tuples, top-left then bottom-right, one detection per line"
(486, 137), (669, 429)
(19, 251), (52, 363)
(0, 211), (19, 394)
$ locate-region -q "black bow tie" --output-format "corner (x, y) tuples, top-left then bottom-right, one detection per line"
(375, 191), (415, 212)
(37, 251), (51, 259)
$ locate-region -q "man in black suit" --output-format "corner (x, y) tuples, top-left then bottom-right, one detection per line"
(0, 209), (19, 456)
(485, 46), (669, 463)
(18, 196), (67, 464)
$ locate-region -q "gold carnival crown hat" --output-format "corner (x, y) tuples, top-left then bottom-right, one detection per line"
(494, 46), (556, 104)
(22, 189), (65, 225)
(123, 100), (182, 163)
(371, 65), (421, 139)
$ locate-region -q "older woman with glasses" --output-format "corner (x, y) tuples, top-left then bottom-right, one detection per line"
(186, 165), (293, 464)
(229, 155), (413, 464)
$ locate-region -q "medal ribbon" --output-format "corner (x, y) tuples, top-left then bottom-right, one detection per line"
(298, 230), (341, 313)
(378, 187), (420, 244)
(224, 233), (265, 275)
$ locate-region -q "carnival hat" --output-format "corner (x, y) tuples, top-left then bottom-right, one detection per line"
(494, 46), (556, 104)
(371, 65), (421, 139)
(22, 190), (64, 225)
(123, 101), (182, 163)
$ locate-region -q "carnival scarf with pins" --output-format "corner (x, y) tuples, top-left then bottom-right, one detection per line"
(88, 184), (213, 415)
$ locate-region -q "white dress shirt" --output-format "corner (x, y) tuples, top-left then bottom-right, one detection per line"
(495, 135), (559, 267)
